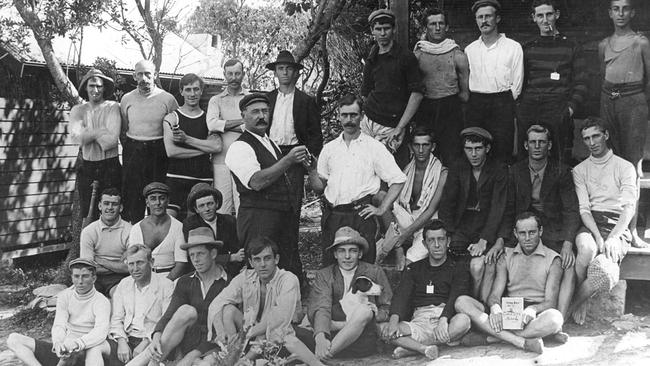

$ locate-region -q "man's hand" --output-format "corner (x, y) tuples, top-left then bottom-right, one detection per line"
(387, 126), (406, 146)
(484, 238), (504, 264)
(560, 241), (575, 269)
(117, 338), (132, 363)
(133, 338), (149, 357)
(230, 248), (245, 262)
(489, 305), (503, 333)
(148, 333), (163, 361)
(433, 318), (450, 343)
(459, 90), (470, 103)
(382, 318), (401, 340)
(568, 106), (574, 118)
(468, 239), (487, 257)
(522, 307), (537, 326)
(595, 235), (605, 254)
(286, 146), (309, 165)
(367, 302), (378, 316)
(172, 129), (188, 143)
(53, 342), (67, 358)
(357, 204), (385, 219)
(61, 339), (78, 355)
(604, 236), (623, 263)
(314, 333), (332, 361)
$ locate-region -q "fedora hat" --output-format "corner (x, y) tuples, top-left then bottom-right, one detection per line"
(265, 50), (304, 71)
(326, 226), (369, 254)
(186, 183), (223, 214)
(180, 227), (224, 250)
(79, 68), (115, 100)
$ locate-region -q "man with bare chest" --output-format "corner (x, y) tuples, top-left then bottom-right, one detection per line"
(128, 182), (187, 280)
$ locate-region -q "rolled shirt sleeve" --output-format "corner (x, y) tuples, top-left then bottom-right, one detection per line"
(224, 141), (260, 190)
(373, 144), (407, 186)
(206, 95), (227, 133)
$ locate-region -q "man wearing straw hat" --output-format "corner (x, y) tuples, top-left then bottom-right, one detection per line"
(70, 68), (122, 220)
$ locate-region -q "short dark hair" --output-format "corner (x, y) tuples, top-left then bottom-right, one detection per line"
(514, 211), (543, 230)
(179, 73), (204, 91)
(247, 237), (280, 259)
(411, 126), (436, 144)
(223, 58), (243, 70)
(531, 0), (559, 12)
(122, 244), (152, 262)
(423, 219), (450, 236)
(338, 93), (363, 111)
(581, 116), (609, 134)
(463, 134), (491, 148)
(526, 124), (552, 141)
(70, 262), (97, 276)
(100, 187), (121, 201)
(422, 7), (449, 27)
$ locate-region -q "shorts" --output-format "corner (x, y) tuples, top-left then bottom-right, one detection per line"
(404, 304), (445, 345)
(108, 337), (144, 365)
(34, 340), (84, 366)
(177, 325), (217, 357)
(95, 272), (128, 297)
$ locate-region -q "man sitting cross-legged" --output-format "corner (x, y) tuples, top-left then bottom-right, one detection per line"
(569, 117), (637, 324)
(108, 245), (174, 365)
(456, 212), (565, 354)
(379, 219), (471, 360)
(206, 237), (323, 366)
(127, 227), (229, 366)
(7, 259), (111, 366)
(296, 227), (393, 360)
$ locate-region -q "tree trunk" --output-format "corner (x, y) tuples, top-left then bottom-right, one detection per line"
(293, 0), (347, 62)
(316, 33), (330, 107)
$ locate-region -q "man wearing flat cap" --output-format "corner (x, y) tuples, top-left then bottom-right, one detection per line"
(7, 258), (111, 365)
(128, 227), (230, 366)
(128, 182), (188, 280)
(361, 8), (424, 167)
(225, 93), (312, 283)
(182, 182), (244, 277)
(438, 127), (508, 303)
(70, 68), (122, 220)
(298, 226), (392, 361)
(465, 0), (523, 163)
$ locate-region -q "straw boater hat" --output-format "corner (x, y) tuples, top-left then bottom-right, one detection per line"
(265, 50), (304, 71)
(180, 227), (224, 250)
(326, 226), (369, 254)
(186, 183), (223, 214)
(79, 68), (115, 100)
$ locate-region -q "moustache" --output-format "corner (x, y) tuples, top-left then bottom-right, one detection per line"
(343, 122), (357, 128)
(481, 22), (490, 27)
(256, 119), (267, 125)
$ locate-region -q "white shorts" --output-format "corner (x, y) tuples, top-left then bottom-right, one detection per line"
(360, 116), (401, 152)
(405, 304), (445, 345)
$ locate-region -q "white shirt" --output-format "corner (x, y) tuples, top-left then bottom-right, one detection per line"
(128, 216), (188, 269)
(318, 132), (407, 206)
(126, 284), (150, 338)
(225, 131), (280, 189)
(465, 33), (524, 99)
(340, 267), (355, 293)
(269, 91), (299, 146)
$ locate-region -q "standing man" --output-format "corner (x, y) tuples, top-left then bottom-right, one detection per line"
(207, 59), (250, 215)
(309, 94), (406, 265)
(465, 0), (523, 163)
(121, 60), (179, 223)
(413, 8), (470, 166)
(128, 182), (187, 280)
(79, 188), (131, 297)
(499, 125), (580, 322)
(570, 118), (637, 324)
(518, 0), (588, 164)
(70, 69), (121, 219)
(225, 93), (310, 281)
(361, 8), (424, 166)
(163, 73), (222, 220)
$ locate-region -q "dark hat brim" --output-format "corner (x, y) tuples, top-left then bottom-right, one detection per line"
(265, 61), (304, 71)
(180, 240), (224, 250)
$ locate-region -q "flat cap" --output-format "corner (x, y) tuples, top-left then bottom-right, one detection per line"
(239, 93), (270, 111)
(460, 127), (493, 142)
(69, 258), (97, 269)
(142, 182), (169, 197)
(471, 0), (501, 13)
(368, 8), (395, 23)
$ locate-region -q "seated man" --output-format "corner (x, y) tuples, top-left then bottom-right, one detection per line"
(80, 187), (131, 297)
(379, 220), (470, 360)
(438, 127), (508, 301)
(499, 124), (580, 321)
(207, 237), (323, 366)
(127, 227), (230, 366)
(376, 127), (448, 269)
(7, 259), (111, 366)
(128, 182), (187, 280)
(456, 212), (565, 354)
(570, 117), (637, 324)
(182, 182), (244, 276)
(298, 227), (392, 360)
(108, 245), (174, 365)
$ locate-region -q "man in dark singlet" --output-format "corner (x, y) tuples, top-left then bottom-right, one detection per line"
(163, 73), (222, 220)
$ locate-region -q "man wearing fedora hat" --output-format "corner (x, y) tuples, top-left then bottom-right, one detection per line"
(70, 68), (122, 220)
(7, 258), (111, 366)
(128, 227), (230, 366)
(298, 226), (392, 361)
(182, 182), (244, 276)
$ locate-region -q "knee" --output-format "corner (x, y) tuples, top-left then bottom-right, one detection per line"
(543, 309), (564, 333)
(455, 295), (473, 313)
(575, 234), (598, 259)
(175, 305), (198, 324)
(452, 313), (472, 332)
(282, 334), (301, 351)
(469, 258), (484, 279)
(348, 306), (374, 326)
(6, 333), (23, 351)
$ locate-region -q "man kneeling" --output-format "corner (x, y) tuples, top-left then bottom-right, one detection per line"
(207, 237), (323, 366)
(456, 212), (565, 354)
(7, 259), (110, 365)
(379, 220), (471, 360)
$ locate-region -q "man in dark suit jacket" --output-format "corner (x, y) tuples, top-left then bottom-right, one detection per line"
(182, 183), (243, 276)
(498, 124), (579, 322)
(438, 127), (508, 302)
(266, 50), (324, 211)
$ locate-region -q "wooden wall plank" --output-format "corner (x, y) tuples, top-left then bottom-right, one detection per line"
(0, 205), (73, 224)
(0, 180), (76, 198)
(0, 157), (78, 172)
(0, 168), (76, 185)
(0, 192), (74, 210)
(0, 121), (69, 134)
(0, 216), (72, 236)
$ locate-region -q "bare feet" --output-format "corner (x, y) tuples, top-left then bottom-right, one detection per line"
(572, 302), (587, 325)
(550, 331), (570, 344)
(424, 345), (439, 360)
(392, 346), (417, 359)
(632, 229), (650, 248)
(523, 338), (544, 354)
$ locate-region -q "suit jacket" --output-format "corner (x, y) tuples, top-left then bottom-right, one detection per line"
(182, 213), (242, 275)
(110, 274), (174, 340)
(307, 261), (392, 337)
(499, 159), (580, 246)
(439, 158), (508, 245)
(267, 88), (323, 155)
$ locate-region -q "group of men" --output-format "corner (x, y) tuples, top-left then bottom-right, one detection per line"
(5, 0), (650, 364)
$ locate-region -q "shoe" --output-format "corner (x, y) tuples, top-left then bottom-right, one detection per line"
(523, 338), (544, 354)
(424, 345), (439, 360)
(392, 346), (417, 359)
(460, 331), (489, 346)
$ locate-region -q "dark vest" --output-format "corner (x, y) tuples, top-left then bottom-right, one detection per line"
(167, 110), (212, 179)
(232, 131), (292, 211)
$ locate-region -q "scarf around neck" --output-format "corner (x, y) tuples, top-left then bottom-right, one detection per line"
(414, 38), (459, 55)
